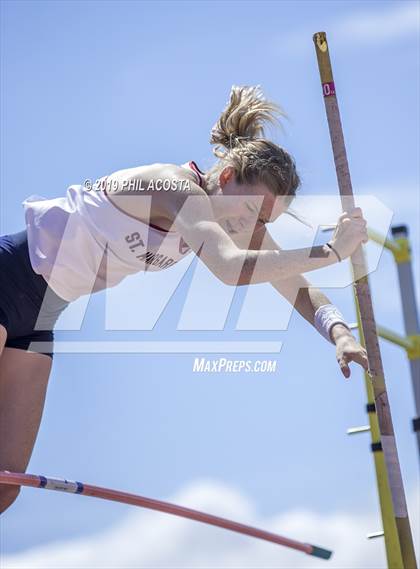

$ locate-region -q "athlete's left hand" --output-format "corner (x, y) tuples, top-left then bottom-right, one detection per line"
(332, 326), (369, 379)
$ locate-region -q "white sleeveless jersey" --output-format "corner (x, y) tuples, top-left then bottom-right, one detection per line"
(22, 162), (203, 302)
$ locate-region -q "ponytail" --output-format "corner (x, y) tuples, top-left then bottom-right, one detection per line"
(210, 86), (286, 158)
(207, 86), (306, 226)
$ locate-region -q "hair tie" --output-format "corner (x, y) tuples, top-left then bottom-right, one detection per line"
(326, 241), (342, 262)
(228, 134), (252, 149)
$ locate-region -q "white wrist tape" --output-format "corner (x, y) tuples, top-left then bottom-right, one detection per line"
(314, 304), (350, 343)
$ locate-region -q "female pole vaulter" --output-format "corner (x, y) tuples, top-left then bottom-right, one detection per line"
(0, 86), (368, 513)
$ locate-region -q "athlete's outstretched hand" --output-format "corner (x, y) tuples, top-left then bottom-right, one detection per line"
(331, 324), (369, 379)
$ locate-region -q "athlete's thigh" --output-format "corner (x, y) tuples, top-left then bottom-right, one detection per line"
(0, 347), (52, 473)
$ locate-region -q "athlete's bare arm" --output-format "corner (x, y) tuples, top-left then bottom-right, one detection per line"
(105, 165), (366, 286)
(165, 182), (339, 285)
(228, 223), (342, 327)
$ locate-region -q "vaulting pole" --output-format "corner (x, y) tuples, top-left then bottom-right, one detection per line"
(313, 32), (417, 568)
(0, 470), (332, 560)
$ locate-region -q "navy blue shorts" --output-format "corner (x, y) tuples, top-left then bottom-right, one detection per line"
(0, 230), (69, 359)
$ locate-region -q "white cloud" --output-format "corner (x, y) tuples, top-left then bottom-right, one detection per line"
(334, 2), (419, 45)
(2, 479), (419, 568)
(277, 2), (419, 56)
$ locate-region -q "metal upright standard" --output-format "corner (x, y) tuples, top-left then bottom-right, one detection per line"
(346, 224), (420, 568)
(388, 225), (420, 455)
(313, 32), (417, 568)
(322, 223), (420, 457)
(357, 225), (420, 458)
(352, 295), (405, 569)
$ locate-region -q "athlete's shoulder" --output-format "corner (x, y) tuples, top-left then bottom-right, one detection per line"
(108, 162), (200, 185)
(159, 163), (203, 184)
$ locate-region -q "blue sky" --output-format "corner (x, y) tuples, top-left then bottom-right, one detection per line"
(1, 1), (419, 567)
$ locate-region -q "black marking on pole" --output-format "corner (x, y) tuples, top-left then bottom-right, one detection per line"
(412, 417), (420, 433)
(366, 403), (376, 414)
(39, 476), (48, 488)
(371, 442), (382, 453)
(76, 482), (84, 494)
(391, 225), (408, 237)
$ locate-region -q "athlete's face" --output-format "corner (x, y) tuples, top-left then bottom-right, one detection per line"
(213, 167), (289, 234)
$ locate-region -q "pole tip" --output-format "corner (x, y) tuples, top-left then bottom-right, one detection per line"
(310, 545), (333, 560)
(313, 31), (327, 41)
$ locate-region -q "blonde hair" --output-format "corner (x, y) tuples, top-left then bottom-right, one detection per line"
(208, 85), (301, 208)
